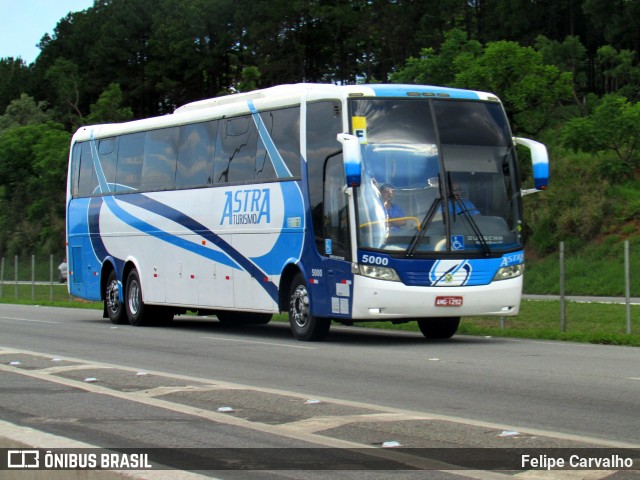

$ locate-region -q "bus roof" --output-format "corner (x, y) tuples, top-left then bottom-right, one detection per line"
(174, 83), (497, 113)
(72, 83), (499, 142)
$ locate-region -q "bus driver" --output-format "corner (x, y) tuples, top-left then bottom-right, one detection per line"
(380, 184), (406, 230)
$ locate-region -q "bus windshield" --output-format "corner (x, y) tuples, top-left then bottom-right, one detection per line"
(351, 98), (521, 255)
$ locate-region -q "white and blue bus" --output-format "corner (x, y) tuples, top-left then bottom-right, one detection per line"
(66, 83), (548, 341)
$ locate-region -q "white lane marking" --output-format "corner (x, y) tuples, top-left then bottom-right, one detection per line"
(0, 419), (212, 480)
(0, 316), (60, 324)
(201, 335), (316, 350)
(3, 346), (639, 451)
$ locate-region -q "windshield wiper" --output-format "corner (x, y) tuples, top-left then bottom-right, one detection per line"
(406, 197), (442, 257)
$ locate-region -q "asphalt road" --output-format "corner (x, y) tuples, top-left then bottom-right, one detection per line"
(1, 304), (639, 478)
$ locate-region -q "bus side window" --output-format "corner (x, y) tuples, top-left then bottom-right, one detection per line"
(176, 121), (217, 188)
(215, 115), (258, 183)
(141, 127), (179, 191)
(258, 107), (301, 179)
(116, 133), (144, 192)
(98, 138), (117, 192)
(70, 143), (82, 197)
(77, 142), (98, 196)
(255, 112), (277, 182)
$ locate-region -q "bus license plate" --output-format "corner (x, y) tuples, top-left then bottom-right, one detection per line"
(435, 296), (463, 307)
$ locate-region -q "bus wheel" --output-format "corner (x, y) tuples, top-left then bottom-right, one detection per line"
(417, 317), (460, 339)
(288, 274), (330, 341)
(105, 270), (127, 324)
(125, 269), (150, 327)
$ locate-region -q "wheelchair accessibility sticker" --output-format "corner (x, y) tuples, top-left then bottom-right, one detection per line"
(451, 235), (465, 250)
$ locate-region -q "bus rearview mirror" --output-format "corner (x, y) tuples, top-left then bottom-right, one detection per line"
(337, 133), (362, 187)
(514, 137), (549, 191)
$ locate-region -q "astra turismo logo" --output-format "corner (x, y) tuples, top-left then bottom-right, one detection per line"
(429, 260), (472, 286)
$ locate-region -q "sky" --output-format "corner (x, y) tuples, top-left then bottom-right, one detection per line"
(0, 0), (95, 64)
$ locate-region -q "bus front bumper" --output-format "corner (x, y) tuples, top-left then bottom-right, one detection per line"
(350, 275), (522, 320)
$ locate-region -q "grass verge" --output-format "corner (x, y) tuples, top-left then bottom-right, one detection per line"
(363, 300), (640, 346)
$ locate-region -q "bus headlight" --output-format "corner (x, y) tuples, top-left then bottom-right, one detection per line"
(493, 264), (524, 281)
(358, 265), (401, 282)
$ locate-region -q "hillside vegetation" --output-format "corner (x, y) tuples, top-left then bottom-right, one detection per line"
(1, 0), (639, 296)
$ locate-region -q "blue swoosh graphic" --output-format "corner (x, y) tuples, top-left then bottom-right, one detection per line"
(248, 100), (292, 179)
(114, 194), (279, 302)
(84, 106), (307, 305)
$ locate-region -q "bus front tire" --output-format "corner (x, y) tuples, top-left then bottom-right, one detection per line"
(288, 274), (330, 341)
(105, 270), (127, 325)
(417, 317), (460, 339)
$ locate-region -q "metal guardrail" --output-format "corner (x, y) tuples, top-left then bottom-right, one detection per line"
(0, 255), (69, 302)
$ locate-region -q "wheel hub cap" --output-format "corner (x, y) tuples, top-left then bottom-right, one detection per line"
(291, 285), (310, 328)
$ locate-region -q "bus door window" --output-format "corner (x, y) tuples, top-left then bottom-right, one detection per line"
(305, 100), (343, 255)
(323, 155), (350, 260)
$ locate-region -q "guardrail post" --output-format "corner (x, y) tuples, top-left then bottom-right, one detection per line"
(50, 254), (54, 301)
(31, 254), (35, 301)
(559, 241), (566, 332)
(14, 255), (18, 299)
(0, 257), (4, 298)
(625, 240), (631, 335)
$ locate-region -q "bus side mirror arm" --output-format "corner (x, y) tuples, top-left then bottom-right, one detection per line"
(337, 133), (362, 187)
(514, 137), (549, 192)
(343, 186), (360, 269)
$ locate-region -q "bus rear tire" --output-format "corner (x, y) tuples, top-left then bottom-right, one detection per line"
(288, 274), (330, 341)
(125, 269), (151, 327)
(105, 270), (127, 325)
(418, 317), (460, 339)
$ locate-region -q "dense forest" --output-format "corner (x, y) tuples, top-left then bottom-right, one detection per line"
(1, 0), (639, 260)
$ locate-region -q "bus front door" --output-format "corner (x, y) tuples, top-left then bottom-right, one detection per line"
(321, 154), (354, 319)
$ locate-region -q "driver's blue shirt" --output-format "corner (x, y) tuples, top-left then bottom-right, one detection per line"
(385, 204), (405, 231)
(450, 199), (480, 216)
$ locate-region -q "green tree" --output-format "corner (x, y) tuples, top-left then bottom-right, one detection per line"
(392, 31), (573, 134)
(45, 58), (84, 127)
(583, 0), (640, 52)
(595, 45), (640, 99)
(535, 35), (589, 114)
(0, 57), (31, 114)
(237, 67), (261, 93)
(146, 0), (240, 107)
(454, 40), (573, 134)
(390, 28), (482, 86)
(0, 122), (70, 256)
(0, 94), (50, 131)
(86, 83), (134, 125)
(562, 94), (640, 179)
